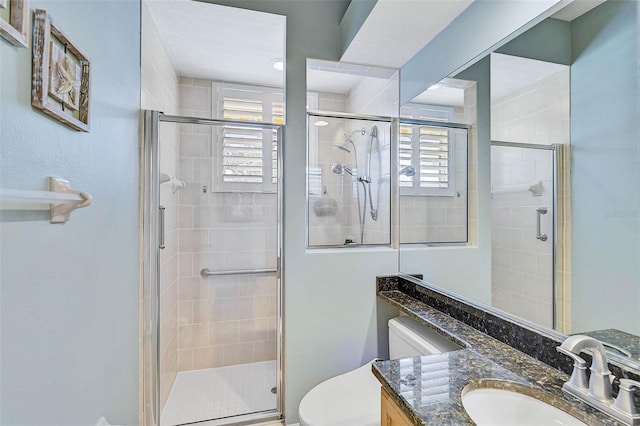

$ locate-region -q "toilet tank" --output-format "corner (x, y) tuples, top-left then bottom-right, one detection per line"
(388, 316), (461, 359)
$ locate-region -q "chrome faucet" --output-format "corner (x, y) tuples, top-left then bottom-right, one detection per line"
(557, 335), (640, 425)
(559, 335), (613, 402)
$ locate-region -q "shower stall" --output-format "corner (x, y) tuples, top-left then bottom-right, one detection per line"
(142, 111), (283, 426)
(490, 141), (558, 329)
(307, 112), (392, 247)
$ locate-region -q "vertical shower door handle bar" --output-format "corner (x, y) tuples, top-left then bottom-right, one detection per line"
(159, 205), (166, 249)
(537, 206), (548, 241)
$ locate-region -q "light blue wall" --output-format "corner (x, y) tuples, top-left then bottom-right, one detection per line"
(400, 0), (564, 104)
(570, 0), (640, 334)
(0, 1), (140, 425)
(496, 18), (571, 65)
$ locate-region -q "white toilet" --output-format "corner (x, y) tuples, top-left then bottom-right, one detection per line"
(298, 315), (460, 426)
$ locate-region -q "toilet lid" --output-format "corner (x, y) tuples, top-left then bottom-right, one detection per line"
(298, 360), (381, 426)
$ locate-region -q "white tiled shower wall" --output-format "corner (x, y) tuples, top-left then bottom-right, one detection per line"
(399, 117), (469, 244)
(141, 2), (181, 415)
(490, 68), (570, 328)
(346, 74), (397, 244)
(492, 70), (570, 144)
(308, 93), (351, 246)
(399, 82), (477, 244)
(490, 147), (555, 328)
(176, 77), (277, 372)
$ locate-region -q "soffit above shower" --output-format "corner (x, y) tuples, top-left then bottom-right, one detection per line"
(145, 0), (286, 88)
(341, 0), (475, 69)
(307, 59), (398, 95)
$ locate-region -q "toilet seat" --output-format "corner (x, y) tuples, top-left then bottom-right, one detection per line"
(298, 360), (381, 426)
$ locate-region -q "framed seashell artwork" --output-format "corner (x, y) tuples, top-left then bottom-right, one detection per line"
(31, 9), (90, 132)
(0, 0), (29, 48)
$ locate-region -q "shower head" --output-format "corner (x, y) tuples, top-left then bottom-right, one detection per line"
(399, 166), (416, 177)
(334, 127), (367, 153)
(370, 125), (378, 137)
(332, 162), (354, 176)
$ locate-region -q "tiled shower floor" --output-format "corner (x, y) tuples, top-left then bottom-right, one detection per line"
(161, 360), (277, 426)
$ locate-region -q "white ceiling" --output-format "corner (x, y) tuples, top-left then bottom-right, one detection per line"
(145, 0), (286, 88)
(551, 0), (607, 21)
(491, 53), (568, 101)
(408, 0), (604, 107)
(341, 0), (475, 68)
(145, 0), (474, 94)
(145, 0), (600, 100)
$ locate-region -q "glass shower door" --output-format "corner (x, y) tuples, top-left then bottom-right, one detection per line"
(144, 111), (282, 426)
(490, 142), (556, 329)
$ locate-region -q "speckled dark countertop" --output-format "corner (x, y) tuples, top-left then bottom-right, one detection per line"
(579, 329), (640, 362)
(373, 290), (626, 425)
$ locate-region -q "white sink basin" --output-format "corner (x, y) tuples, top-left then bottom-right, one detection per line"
(462, 385), (588, 426)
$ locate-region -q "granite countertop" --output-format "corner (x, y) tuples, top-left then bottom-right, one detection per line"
(373, 290), (625, 426)
(579, 329), (640, 363)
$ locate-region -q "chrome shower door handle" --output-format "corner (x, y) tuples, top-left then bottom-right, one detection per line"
(536, 206), (548, 241)
(159, 205), (166, 249)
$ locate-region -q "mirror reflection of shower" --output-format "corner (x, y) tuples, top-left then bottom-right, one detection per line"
(331, 125), (382, 244)
(307, 114), (391, 247)
(332, 127), (368, 243)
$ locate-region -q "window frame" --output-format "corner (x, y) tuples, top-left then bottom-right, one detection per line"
(212, 82), (283, 193)
(399, 103), (456, 197)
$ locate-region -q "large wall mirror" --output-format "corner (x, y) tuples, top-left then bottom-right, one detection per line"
(399, 0), (639, 365)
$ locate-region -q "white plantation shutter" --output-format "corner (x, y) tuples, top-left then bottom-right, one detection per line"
(399, 104), (455, 196)
(214, 84), (283, 192)
(399, 121), (414, 188)
(419, 125), (450, 189)
(272, 101), (283, 184)
(221, 124), (263, 184)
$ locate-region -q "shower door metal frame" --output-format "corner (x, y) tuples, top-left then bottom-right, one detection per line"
(491, 140), (559, 329)
(142, 110), (285, 426)
(397, 117), (471, 247)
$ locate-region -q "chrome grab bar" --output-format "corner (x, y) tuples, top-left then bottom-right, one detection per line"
(200, 268), (277, 278)
(159, 205), (166, 249)
(536, 206), (548, 241)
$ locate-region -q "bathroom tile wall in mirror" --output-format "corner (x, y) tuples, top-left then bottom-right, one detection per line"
(398, 83), (473, 245)
(398, 0), (640, 364)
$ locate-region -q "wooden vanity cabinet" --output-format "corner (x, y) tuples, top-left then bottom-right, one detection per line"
(381, 387), (414, 426)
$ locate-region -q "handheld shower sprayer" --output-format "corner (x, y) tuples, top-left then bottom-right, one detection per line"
(331, 162), (354, 176)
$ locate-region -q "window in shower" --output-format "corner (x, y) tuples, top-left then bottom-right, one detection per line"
(212, 83), (282, 192)
(305, 59), (398, 248)
(307, 113), (391, 247)
(399, 104), (456, 196)
(398, 118), (469, 245)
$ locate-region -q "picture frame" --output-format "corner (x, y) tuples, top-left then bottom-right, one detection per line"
(32, 9), (90, 132)
(0, 0), (29, 48)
